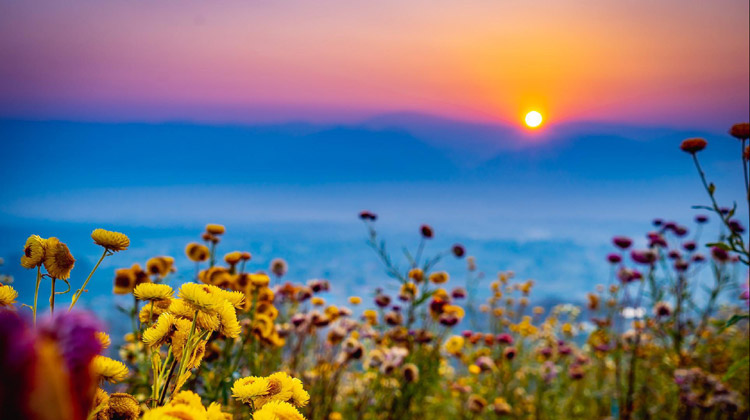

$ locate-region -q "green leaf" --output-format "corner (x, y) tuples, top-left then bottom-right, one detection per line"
(719, 314), (749, 333)
(708, 183), (716, 194)
(706, 242), (731, 251)
(722, 355), (749, 382)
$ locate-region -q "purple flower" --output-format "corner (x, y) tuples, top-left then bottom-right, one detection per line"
(682, 241), (696, 252)
(617, 267), (643, 283)
(631, 249), (658, 265)
(728, 219), (745, 234)
(612, 236), (632, 250)
(710, 247), (730, 263)
(607, 253), (622, 264)
(695, 214), (709, 224)
(496, 333), (514, 345)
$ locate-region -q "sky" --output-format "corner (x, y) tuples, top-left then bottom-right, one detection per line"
(0, 1), (748, 309)
(0, 0), (748, 128)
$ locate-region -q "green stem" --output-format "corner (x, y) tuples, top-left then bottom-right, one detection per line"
(69, 248), (108, 310)
(32, 265), (41, 325)
(49, 277), (56, 316)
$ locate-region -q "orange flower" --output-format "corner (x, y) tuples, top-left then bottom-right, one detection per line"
(680, 138), (707, 154)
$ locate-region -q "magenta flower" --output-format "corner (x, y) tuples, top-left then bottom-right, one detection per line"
(612, 236), (633, 250)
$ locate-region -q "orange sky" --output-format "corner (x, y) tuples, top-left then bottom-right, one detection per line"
(0, 0), (747, 128)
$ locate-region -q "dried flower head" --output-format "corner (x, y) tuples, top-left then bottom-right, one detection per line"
(43, 237), (76, 279)
(91, 229), (130, 252)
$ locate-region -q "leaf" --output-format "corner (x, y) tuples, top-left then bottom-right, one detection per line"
(706, 242), (731, 251)
(722, 355), (749, 382)
(720, 314), (749, 332)
(708, 183), (716, 195)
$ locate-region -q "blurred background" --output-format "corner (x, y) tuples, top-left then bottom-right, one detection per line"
(1, 0), (748, 327)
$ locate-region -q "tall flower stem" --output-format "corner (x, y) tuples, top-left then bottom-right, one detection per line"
(49, 277), (56, 316)
(69, 248), (109, 310)
(32, 265), (41, 325)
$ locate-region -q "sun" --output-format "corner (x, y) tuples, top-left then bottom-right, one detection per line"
(525, 111), (543, 128)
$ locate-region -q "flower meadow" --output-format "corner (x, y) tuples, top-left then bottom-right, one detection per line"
(1, 124), (749, 420)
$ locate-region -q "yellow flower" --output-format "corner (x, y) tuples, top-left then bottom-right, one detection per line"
(21, 235), (46, 269)
(92, 355), (129, 383)
(250, 273), (271, 287)
(253, 314), (275, 339)
(186, 243), (210, 263)
(311, 297), (325, 306)
(224, 251), (242, 265)
(348, 296), (361, 305)
(206, 402), (231, 420)
(408, 268), (424, 283)
(43, 237), (75, 279)
(253, 401), (306, 420)
(232, 376), (271, 403)
(146, 256), (174, 278)
(169, 298), (220, 331)
(134, 283), (174, 301)
(97, 331), (111, 349)
(113, 268), (136, 295)
(143, 312), (176, 347)
(170, 390), (204, 410)
(217, 300), (241, 338)
(468, 364), (481, 375)
(179, 283), (225, 314)
(0, 284), (18, 307)
(206, 224), (226, 235)
(108, 393), (140, 420)
(143, 405), (205, 420)
(429, 271), (449, 284)
(254, 372), (308, 408)
(91, 228), (130, 252)
(205, 284), (245, 308)
(445, 335), (464, 355)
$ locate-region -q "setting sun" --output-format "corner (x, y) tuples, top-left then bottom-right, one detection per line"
(525, 111), (543, 128)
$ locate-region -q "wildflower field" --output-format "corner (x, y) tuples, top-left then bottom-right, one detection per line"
(1, 125), (749, 420)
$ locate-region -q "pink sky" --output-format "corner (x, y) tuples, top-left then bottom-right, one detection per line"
(0, 0), (748, 129)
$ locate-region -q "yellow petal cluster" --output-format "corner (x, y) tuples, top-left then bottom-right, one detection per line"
(92, 355), (129, 383)
(0, 284), (18, 307)
(91, 228), (130, 252)
(134, 283), (174, 301)
(21, 234), (47, 269)
(43, 237), (76, 279)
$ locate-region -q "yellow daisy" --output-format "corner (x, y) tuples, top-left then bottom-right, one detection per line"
(92, 355), (129, 383)
(217, 299), (241, 338)
(185, 243), (210, 262)
(107, 393), (140, 420)
(142, 312), (175, 347)
(96, 331), (111, 349)
(0, 284), (18, 307)
(143, 405), (205, 420)
(113, 268), (136, 295)
(206, 402), (230, 420)
(224, 251), (242, 265)
(205, 224), (226, 235)
(428, 271), (449, 284)
(146, 256), (174, 278)
(232, 376), (271, 403)
(169, 298), (220, 331)
(20, 235), (46, 269)
(253, 401), (306, 420)
(169, 390), (204, 410)
(206, 284), (245, 308)
(179, 283), (225, 314)
(91, 228), (130, 252)
(134, 283), (174, 301)
(43, 237), (75, 279)
(139, 299), (170, 323)
(250, 273), (271, 287)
